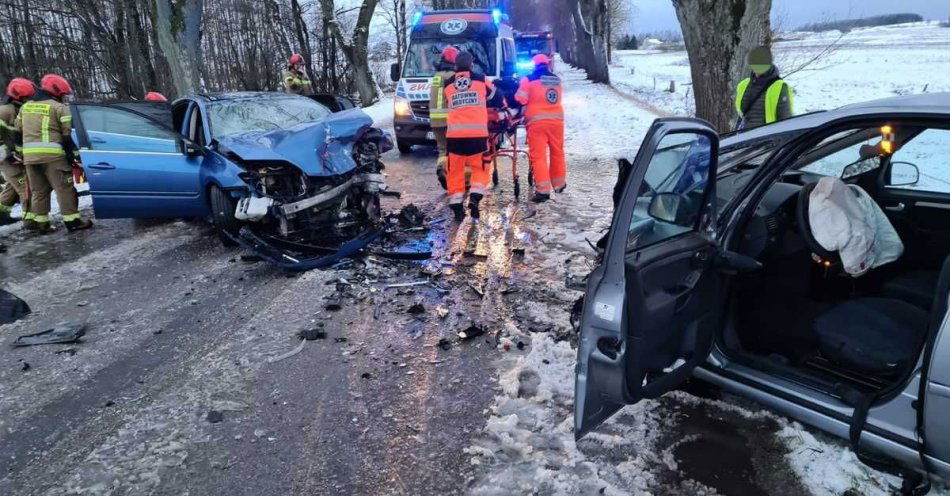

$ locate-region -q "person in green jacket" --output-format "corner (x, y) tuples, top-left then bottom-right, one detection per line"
(429, 46), (458, 189)
(735, 46), (793, 130)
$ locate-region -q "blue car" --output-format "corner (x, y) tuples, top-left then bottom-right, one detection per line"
(70, 92), (393, 269)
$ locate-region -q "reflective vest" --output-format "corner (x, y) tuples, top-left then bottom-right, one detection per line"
(443, 71), (494, 139)
(735, 78), (794, 125)
(283, 68), (312, 95)
(16, 99), (71, 165)
(515, 70), (564, 126)
(429, 69), (454, 128)
(0, 102), (21, 160)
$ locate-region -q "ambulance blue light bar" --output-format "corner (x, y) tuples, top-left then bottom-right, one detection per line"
(412, 11), (423, 26)
(492, 8), (503, 25)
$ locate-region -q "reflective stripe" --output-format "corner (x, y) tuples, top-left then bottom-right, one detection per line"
(22, 142), (64, 156)
(41, 115), (50, 142)
(24, 142), (63, 150)
(526, 113), (564, 124)
(23, 212), (35, 221)
(60, 115), (71, 124)
(515, 91), (528, 99)
(0, 204), (11, 213)
(736, 78), (790, 124)
(447, 123), (488, 132)
(33, 215), (49, 223)
(448, 193), (464, 204)
(470, 184), (487, 195)
(0, 119), (12, 130)
(735, 78), (751, 117)
(62, 213), (81, 222)
(430, 112), (449, 118)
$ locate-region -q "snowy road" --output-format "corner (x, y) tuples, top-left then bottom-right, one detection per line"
(0, 63), (933, 495)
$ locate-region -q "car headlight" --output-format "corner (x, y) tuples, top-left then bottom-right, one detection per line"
(394, 97), (411, 117)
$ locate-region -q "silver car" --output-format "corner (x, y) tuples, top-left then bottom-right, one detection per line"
(575, 93), (950, 490)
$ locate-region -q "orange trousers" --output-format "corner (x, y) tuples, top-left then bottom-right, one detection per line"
(447, 152), (491, 205)
(527, 119), (566, 194)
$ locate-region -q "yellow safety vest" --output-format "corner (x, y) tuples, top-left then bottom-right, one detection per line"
(735, 78), (794, 124)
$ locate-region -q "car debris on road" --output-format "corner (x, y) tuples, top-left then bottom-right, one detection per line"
(13, 321), (86, 347)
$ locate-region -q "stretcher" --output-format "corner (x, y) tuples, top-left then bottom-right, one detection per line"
(486, 106), (531, 197)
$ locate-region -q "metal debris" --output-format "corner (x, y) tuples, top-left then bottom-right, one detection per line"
(13, 321), (85, 347)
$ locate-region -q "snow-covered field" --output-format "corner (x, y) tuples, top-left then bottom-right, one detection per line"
(465, 23), (950, 496)
(611, 21), (950, 117)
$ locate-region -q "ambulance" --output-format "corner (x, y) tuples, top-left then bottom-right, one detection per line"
(390, 9), (516, 153)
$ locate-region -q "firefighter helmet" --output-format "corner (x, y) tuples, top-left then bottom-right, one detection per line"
(40, 74), (73, 98)
(532, 54), (551, 66)
(6, 78), (35, 100)
(144, 91), (168, 102)
(289, 53), (304, 66)
(441, 46), (459, 64)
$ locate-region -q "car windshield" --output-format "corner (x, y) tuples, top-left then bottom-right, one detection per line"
(207, 97), (332, 139)
(403, 38), (496, 78)
(516, 38), (550, 57)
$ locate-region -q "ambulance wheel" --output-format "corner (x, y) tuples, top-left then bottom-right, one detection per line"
(210, 185), (240, 247)
(397, 140), (412, 154)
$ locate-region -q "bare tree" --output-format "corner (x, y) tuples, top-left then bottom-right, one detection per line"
(672, 0), (772, 132)
(152, 0), (203, 95)
(605, 0), (633, 63)
(378, 0), (409, 65)
(320, 0), (380, 104)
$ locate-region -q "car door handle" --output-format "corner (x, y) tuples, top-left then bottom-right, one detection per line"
(87, 162), (115, 170)
(885, 202), (906, 212)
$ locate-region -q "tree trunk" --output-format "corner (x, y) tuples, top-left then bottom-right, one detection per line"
(561, 0), (610, 84)
(319, 0), (379, 104)
(672, 0), (772, 132)
(151, 0), (203, 95)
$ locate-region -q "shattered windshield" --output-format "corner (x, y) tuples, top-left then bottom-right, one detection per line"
(207, 97), (332, 139)
(403, 38), (496, 78)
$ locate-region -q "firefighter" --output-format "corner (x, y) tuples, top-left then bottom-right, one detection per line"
(515, 54), (565, 203)
(144, 91), (168, 102)
(16, 74), (92, 233)
(283, 54), (313, 95)
(443, 51), (495, 221)
(735, 46), (793, 130)
(429, 45), (459, 189)
(0, 78), (34, 227)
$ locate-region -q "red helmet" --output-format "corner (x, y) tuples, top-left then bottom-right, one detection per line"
(144, 91), (167, 102)
(40, 74), (72, 98)
(532, 54), (551, 66)
(289, 53), (304, 66)
(6, 78), (35, 100)
(441, 46), (459, 64)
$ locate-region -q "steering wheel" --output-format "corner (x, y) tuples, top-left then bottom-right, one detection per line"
(795, 181), (840, 264)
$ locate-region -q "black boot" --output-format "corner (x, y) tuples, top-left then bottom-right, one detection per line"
(65, 218), (93, 232)
(469, 193), (482, 219)
(0, 210), (16, 226)
(531, 192), (550, 203)
(34, 221), (55, 234)
(555, 185), (567, 194)
(450, 203), (465, 222)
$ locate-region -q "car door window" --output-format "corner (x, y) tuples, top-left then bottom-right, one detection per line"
(629, 132), (712, 250)
(79, 106), (181, 153)
(887, 128), (950, 194)
(799, 129), (881, 179)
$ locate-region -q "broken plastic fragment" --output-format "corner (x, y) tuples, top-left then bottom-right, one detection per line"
(457, 325), (486, 341)
(397, 204), (425, 227)
(436, 306), (449, 319)
(13, 321), (85, 347)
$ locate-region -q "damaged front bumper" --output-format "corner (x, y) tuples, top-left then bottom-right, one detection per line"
(226, 226), (385, 272)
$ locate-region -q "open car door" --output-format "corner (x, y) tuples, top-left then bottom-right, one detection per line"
(71, 103), (204, 219)
(575, 118), (726, 438)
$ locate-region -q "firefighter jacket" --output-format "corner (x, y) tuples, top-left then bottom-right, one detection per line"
(443, 71), (495, 139)
(15, 98), (71, 165)
(735, 66), (793, 129)
(0, 101), (22, 162)
(428, 65), (455, 128)
(283, 68), (312, 95)
(515, 68), (564, 126)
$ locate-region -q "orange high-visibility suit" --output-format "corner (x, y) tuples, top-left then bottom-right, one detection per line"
(515, 60), (565, 196)
(443, 68), (495, 217)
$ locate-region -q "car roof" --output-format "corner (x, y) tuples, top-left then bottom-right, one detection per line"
(184, 92), (310, 103)
(722, 92), (950, 148)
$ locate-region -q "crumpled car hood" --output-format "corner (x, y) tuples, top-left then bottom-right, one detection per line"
(215, 108), (376, 177)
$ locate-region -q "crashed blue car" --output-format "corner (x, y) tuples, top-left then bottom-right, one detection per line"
(71, 92), (393, 269)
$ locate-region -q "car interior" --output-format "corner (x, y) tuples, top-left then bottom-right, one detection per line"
(719, 123), (950, 398)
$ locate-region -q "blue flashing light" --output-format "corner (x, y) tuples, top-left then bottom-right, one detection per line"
(516, 60), (535, 72)
(492, 8), (503, 25)
(411, 11), (423, 27)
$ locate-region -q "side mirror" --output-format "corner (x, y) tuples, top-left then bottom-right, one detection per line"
(184, 140), (204, 157)
(888, 161), (920, 187)
(390, 63), (401, 82)
(647, 192), (685, 224)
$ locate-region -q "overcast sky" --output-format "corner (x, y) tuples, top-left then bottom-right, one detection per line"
(631, 0), (950, 33)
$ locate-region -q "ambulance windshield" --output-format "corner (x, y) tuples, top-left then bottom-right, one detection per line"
(403, 38), (496, 78)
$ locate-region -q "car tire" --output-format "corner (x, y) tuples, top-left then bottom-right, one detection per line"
(209, 186), (240, 247)
(397, 140), (412, 154)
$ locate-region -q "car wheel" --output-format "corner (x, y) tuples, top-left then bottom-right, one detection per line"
(397, 140), (412, 154)
(209, 186), (240, 247)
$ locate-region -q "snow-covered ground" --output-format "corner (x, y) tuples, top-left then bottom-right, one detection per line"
(464, 29), (950, 494)
(611, 21), (950, 117)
